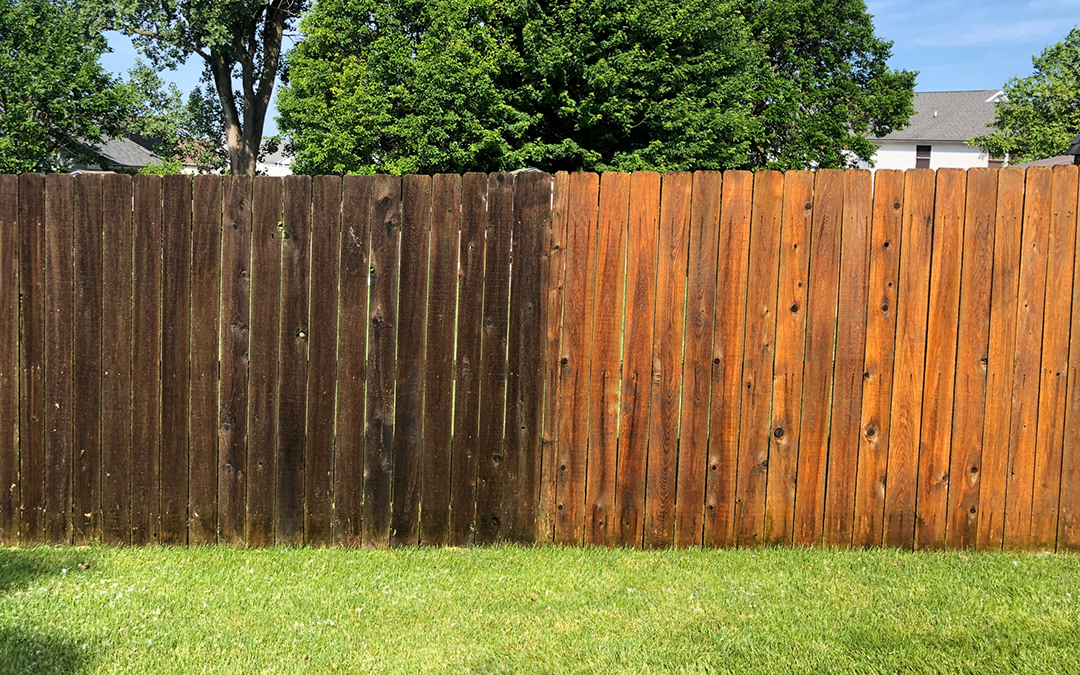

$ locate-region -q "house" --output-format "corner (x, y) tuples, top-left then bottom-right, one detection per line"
(258, 139), (293, 176)
(862, 90), (1006, 170)
(68, 135), (165, 172)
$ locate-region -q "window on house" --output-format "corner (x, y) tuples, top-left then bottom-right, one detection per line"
(916, 145), (931, 169)
(988, 153), (1005, 169)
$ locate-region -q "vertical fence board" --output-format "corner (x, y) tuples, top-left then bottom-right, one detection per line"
(735, 171), (784, 547)
(822, 170), (871, 546)
(0, 175), (17, 542)
(914, 168), (966, 550)
(421, 174), (461, 546)
(1003, 167), (1051, 549)
(449, 173), (487, 545)
(218, 176), (251, 545)
(1029, 165), (1077, 549)
(585, 172), (630, 546)
(854, 171), (904, 547)
(160, 175), (192, 546)
(617, 172), (660, 547)
(391, 175), (431, 547)
(644, 171), (691, 549)
(555, 172), (599, 546)
(72, 174), (102, 544)
(364, 174), (401, 548)
(764, 170), (813, 545)
(276, 175), (311, 546)
(1059, 168), (1080, 552)
(335, 175), (371, 546)
(945, 169), (997, 549)
(979, 168), (1024, 550)
(189, 175), (221, 545)
(794, 169), (845, 546)
(18, 174), (45, 543)
(246, 177), (283, 547)
(674, 171), (721, 548)
(705, 170), (753, 548)
(306, 176), (341, 547)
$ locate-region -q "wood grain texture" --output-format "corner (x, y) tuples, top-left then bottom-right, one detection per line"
(945, 169), (996, 549)
(978, 168), (1024, 551)
(1058, 166), (1080, 552)
(883, 169), (935, 550)
(914, 168), (965, 551)
(218, 176), (252, 545)
(306, 176), (341, 547)
(764, 170), (813, 546)
(189, 175), (221, 545)
(334, 175), (371, 546)
(854, 170), (904, 548)
(705, 170), (753, 548)
(822, 169), (871, 547)
(18, 174), (45, 543)
(0, 175), (17, 542)
(616, 172), (660, 547)
(585, 172), (630, 546)
(644, 172), (691, 549)
(554, 172), (599, 546)
(735, 171), (783, 547)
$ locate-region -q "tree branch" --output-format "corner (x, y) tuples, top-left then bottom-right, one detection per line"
(128, 27), (209, 61)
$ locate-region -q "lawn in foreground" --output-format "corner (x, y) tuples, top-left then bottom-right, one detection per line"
(0, 544), (1077, 674)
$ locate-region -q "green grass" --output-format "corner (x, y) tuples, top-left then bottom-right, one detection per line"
(0, 545), (1077, 674)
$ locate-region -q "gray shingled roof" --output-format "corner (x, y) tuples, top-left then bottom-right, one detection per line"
(94, 136), (164, 168)
(875, 90), (1002, 143)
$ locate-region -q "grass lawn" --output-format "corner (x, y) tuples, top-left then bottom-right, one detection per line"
(0, 545), (1077, 674)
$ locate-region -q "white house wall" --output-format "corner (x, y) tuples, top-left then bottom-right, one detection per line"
(863, 141), (991, 171)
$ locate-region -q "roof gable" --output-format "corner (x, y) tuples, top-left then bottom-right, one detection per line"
(876, 90), (1002, 143)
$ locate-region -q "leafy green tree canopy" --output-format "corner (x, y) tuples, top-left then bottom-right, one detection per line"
(0, 0), (130, 173)
(970, 28), (1080, 164)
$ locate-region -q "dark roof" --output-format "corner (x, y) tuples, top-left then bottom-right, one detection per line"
(875, 90), (1002, 143)
(94, 136), (163, 168)
(1066, 132), (1080, 155)
(1013, 155), (1075, 168)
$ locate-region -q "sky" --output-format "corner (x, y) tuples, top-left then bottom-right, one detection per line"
(99, 0), (1080, 138)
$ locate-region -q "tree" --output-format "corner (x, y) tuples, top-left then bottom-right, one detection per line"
(970, 28), (1080, 164)
(86, 0), (307, 175)
(738, 0), (917, 169)
(0, 0), (131, 173)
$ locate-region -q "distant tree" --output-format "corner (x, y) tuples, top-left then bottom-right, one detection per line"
(0, 0), (130, 173)
(970, 28), (1080, 163)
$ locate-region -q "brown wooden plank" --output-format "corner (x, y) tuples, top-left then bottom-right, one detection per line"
(822, 169), (872, 547)
(539, 172), (570, 544)
(72, 174), (103, 544)
(673, 171), (721, 548)
(644, 171), (691, 549)
(420, 174), (460, 546)
(945, 168), (997, 549)
(978, 168), (1024, 550)
(160, 175), (191, 546)
(475, 172), (514, 544)
(853, 170), (904, 548)
(44, 173), (74, 544)
(18, 174), (45, 543)
(246, 177), (283, 547)
(306, 175), (342, 547)
(363, 174), (401, 548)
(794, 169), (845, 546)
(334, 176), (370, 546)
(277, 175), (311, 545)
(882, 168), (935, 549)
(735, 170), (784, 547)
(0, 175), (18, 543)
(764, 170), (813, 546)
(585, 171), (630, 546)
(504, 171), (550, 543)
(1029, 165), (1077, 549)
(1059, 167), (1080, 552)
(913, 168), (966, 551)
(391, 175), (431, 547)
(704, 170), (753, 548)
(189, 175), (221, 545)
(449, 173), (487, 545)
(1003, 167), (1052, 549)
(616, 172), (661, 547)
(218, 176), (252, 545)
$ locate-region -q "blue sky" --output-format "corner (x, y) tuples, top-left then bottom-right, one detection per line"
(99, 0), (1080, 138)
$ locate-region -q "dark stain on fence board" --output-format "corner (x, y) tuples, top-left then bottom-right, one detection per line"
(18, 174), (45, 544)
(0, 175), (17, 542)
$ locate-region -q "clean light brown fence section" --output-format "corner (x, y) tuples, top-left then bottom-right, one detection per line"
(1, 167), (1079, 551)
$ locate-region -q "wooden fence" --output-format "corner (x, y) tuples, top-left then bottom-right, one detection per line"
(1, 167), (1079, 551)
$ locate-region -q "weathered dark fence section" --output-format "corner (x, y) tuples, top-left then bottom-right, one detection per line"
(2, 167), (1080, 551)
